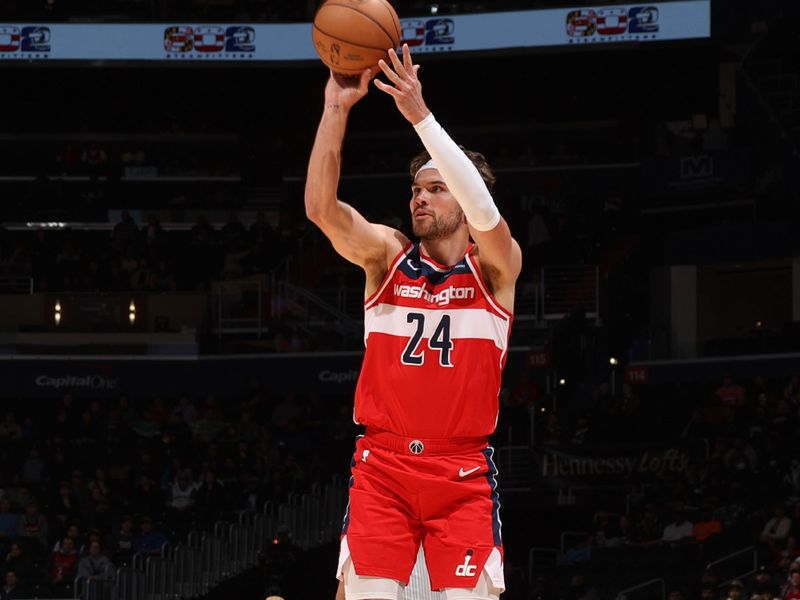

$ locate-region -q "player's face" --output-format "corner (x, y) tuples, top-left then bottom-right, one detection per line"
(410, 169), (465, 240)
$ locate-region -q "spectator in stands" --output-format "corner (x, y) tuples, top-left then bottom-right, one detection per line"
(148, 259), (177, 292)
(0, 571), (23, 600)
(541, 413), (564, 446)
(142, 214), (164, 260)
(761, 502), (792, 548)
(749, 564), (779, 598)
(565, 573), (599, 600)
(613, 383), (641, 417)
(2, 480), (29, 516)
(525, 206), (551, 250)
(190, 214), (216, 245)
(49, 536), (78, 596)
(87, 486), (111, 532)
(783, 375), (800, 403)
(195, 469), (227, 520)
(112, 210), (139, 255)
(248, 210), (277, 270)
(776, 536), (800, 567)
(691, 500), (723, 546)
(52, 522), (85, 555)
(779, 567), (800, 599)
(80, 142), (108, 177)
(190, 407), (225, 444)
(630, 502), (663, 547)
(661, 509), (694, 547)
(1, 545), (31, 582)
(77, 540), (114, 582)
(108, 515), (135, 566)
(0, 500), (19, 546)
(773, 397), (798, 439)
(235, 410), (265, 444)
(271, 394), (301, 431)
(130, 476), (165, 520)
(20, 448), (44, 485)
(17, 502), (47, 550)
(222, 211), (247, 248)
(558, 535), (592, 566)
(592, 381), (614, 416)
(132, 403), (163, 439)
(172, 395), (198, 425)
(50, 481), (80, 530)
(592, 511), (627, 548)
(167, 469), (198, 515)
(724, 579), (744, 600)
(0, 413), (22, 443)
(132, 517), (166, 556)
(723, 436), (758, 473)
(698, 583), (717, 599)
(716, 374), (746, 412)
(569, 415), (592, 446)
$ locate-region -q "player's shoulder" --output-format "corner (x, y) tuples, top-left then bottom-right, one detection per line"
(372, 224), (411, 263)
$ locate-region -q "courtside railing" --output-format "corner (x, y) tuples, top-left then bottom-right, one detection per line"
(21, 476), (348, 600)
(615, 577), (666, 600)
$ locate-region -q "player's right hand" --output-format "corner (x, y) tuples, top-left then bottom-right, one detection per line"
(324, 68), (373, 112)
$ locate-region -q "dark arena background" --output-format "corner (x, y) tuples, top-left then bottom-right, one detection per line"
(0, 0), (798, 599)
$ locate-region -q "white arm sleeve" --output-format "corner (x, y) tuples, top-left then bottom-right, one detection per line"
(413, 113), (501, 232)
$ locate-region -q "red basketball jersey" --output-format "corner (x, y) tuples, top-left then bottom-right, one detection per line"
(354, 242), (513, 438)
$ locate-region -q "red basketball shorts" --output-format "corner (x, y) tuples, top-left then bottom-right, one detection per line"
(337, 429), (505, 592)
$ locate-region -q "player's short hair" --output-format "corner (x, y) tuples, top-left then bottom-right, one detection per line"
(409, 147), (496, 192)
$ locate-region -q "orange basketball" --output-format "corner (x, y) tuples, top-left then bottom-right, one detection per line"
(312, 0), (402, 76)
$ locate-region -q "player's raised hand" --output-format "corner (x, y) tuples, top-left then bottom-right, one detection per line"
(324, 68), (373, 112)
(374, 44), (431, 125)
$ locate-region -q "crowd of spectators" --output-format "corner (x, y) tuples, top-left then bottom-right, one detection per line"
(540, 371), (800, 599)
(0, 383), (359, 598)
(0, 207), (302, 293)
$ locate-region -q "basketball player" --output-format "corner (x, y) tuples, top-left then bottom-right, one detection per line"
(306, 44), (521, 600)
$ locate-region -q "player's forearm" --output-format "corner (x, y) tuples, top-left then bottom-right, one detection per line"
(413, 114), (500, 232)
(305, 106), (349, 224)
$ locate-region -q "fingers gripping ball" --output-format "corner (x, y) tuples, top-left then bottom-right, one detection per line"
(312, 0), (401, 76)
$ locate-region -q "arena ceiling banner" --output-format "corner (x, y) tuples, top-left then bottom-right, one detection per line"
(0, 1), (710, 63)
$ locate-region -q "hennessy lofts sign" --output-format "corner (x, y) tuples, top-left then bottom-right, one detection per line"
(535, 443), (704, 485)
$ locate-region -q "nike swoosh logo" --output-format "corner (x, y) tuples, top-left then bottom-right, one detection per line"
(406, 259), (421, 272)
(459, 466), (481, 478)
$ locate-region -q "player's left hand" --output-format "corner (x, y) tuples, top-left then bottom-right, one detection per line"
(374, 44), (431, 126)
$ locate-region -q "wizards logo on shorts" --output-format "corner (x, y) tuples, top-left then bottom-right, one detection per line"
(401, 18), (454, 50)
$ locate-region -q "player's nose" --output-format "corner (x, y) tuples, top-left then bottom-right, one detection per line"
(413, 192), (430, 206)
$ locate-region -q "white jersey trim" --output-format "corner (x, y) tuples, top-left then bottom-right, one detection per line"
(365, 304), (510, 352)
(464, 255), (511, 366)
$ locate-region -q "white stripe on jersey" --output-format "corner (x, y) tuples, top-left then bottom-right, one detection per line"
(364, 304), (510, 351)
(401, 547), (444, 600)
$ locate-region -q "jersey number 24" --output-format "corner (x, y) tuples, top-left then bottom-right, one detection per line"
(401, 312), (453, 367)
